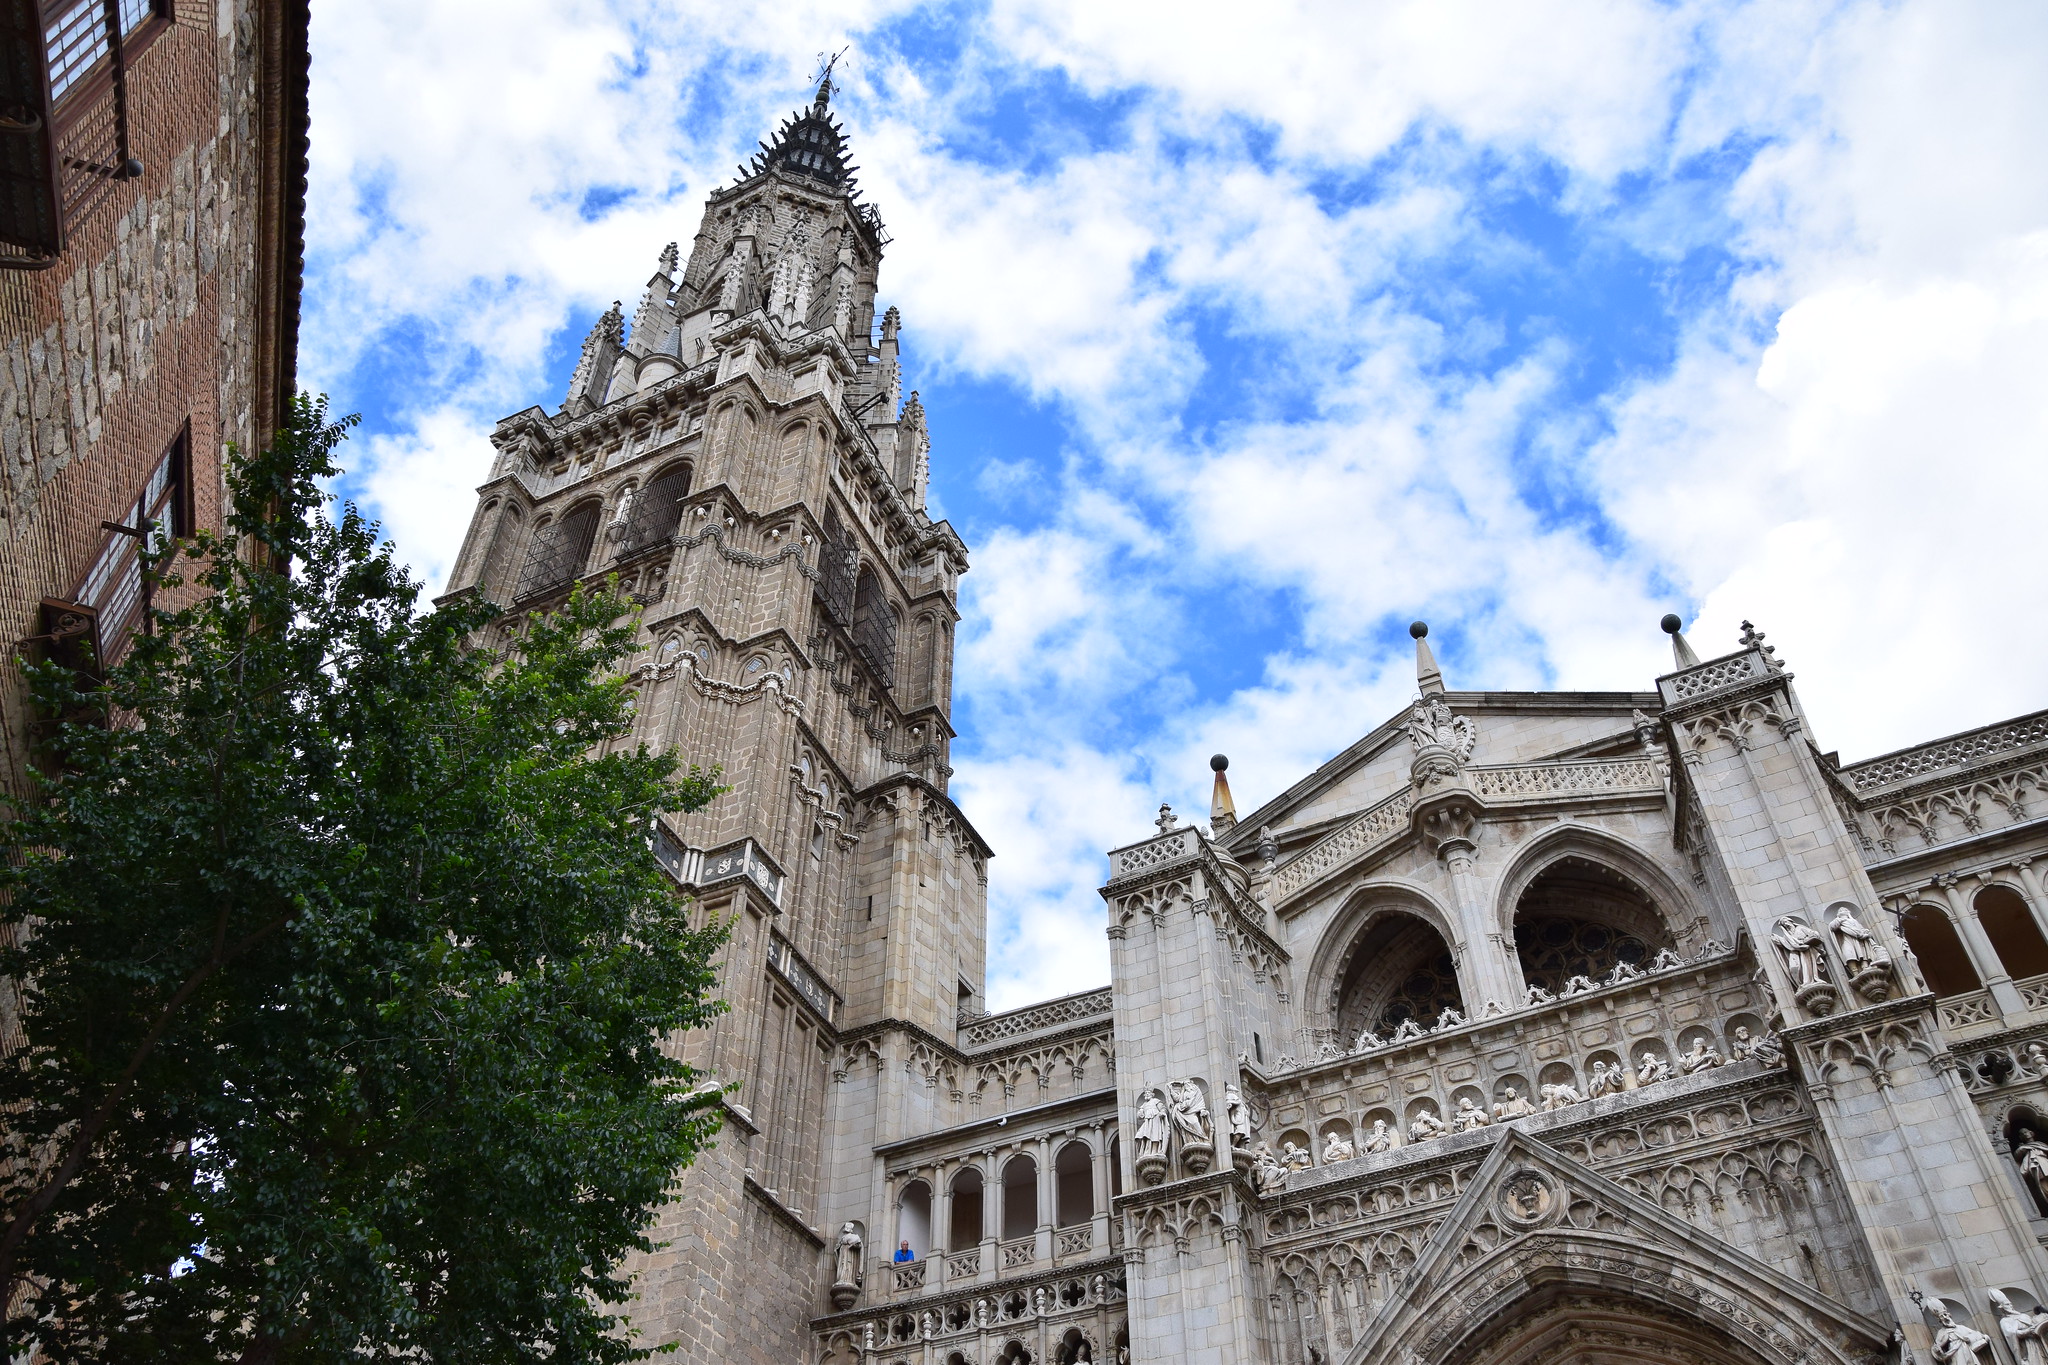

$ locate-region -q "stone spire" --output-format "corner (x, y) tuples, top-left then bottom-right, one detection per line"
(1661, 613), (1701, 668)
(1209, 754), (1237, 833)
(1411, 620), (1445, 695)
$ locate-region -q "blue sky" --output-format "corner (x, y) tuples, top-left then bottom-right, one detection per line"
(302, 0), (2048, 1008)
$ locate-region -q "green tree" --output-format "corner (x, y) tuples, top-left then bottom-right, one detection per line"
(1, 397), (727, 1362)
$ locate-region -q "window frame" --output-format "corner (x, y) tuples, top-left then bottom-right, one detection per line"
(68, 419), (190, 667)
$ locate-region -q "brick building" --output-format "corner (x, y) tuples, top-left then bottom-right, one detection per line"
(445, 78), (2048, 1365)
(0, 0), (311, 801)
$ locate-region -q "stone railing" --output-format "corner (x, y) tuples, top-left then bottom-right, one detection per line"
(1105, 826), (1200, 882)
(1656, 649), (1772, 706)
(892, 1260), (928, 1293)
(815, 1262), (1127, 1357)
(1850, 759), (2048, 862)
(1467, 757), (1662, 803)
(961, 988), (1114, 1049)
(1843, 710), (2048, 794)
(1053, 1225), (1093, 1259)
(2022, 973), (2048, 1014)
(1271, 787), (1414, 900)
(1937, 989), (1998, 1032)
(1000, 1238), (1034, 1270)
(944, 1250), (980, 1280)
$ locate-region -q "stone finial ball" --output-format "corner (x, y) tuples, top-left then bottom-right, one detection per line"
(1409, 620), (1429, 639)
(1210, 754), (1229, 772)
(1660, 613), (1684, 635)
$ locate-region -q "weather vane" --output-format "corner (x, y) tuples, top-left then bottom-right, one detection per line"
(812, 46), (849, 102)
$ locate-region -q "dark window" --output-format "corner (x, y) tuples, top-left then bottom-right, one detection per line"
(70, 422), (188, 666)
(817, 507), (855, 625)
(852, 567), (897, 680)
(617, 464), (690, 555)
(1, 0), (169, 262)
(515, 502), (599, 602)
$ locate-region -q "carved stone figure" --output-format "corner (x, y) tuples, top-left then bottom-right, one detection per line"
(1434, 1005), (1465, 1032)
(1168, 1080), (1213, 1144)
(1677, 1037), (1724, 1074)
(1354, 1028), (1384, 1052)
(1481, 999), (1505, 1018)
(1253, 1142), (1289, 1195)
(1363, 1119), (1397, 1153)
(1637, 1050), (1672, 1086)
(1224, 1082), (1253, 1146)
(1540, 1082), (1583, 1110)
(1695, 937), (1729, 960)
(1992, 1290), (2048, 1365)
(2015, 1128), (2048, 1211)
(1588, 1060), (1621, 1098)
(1390, 1018), (1426, 1043)
(1409, 693), (1477, 761)
(1649, 946), (1683, 972)
(1493, 1084), (1536, 1120)
(1772, 915), (1828, 987)
(1562, 974), (1597, 997)
(1409, 1106), (1446, 1143)
(1928, 1303), (1992, 1365)
(1135, 1091), (1171, 1164)
(1526, 982), (1555, 1005)
(1317, 1040), (1344, 1061)
(1321, 1130), (1356, 1162)
(1606, 958), (1642, 985)
(834, 1221), (864, 1287)
(1730, 1025), (1784, 1066)
(1831, 904), (1877, 970)
(1280, 1140), (1313, 1171)
(1451, 1096), (1491, 1132)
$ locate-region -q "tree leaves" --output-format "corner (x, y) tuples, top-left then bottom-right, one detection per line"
(2, 396), (727, 1363)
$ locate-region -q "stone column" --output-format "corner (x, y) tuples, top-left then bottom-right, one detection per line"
(933, 1161), (953, 1285)
(1035, 1134), (1056, 1262)
(1935, 875), (2023, 1015)
(1089, 1126), (1113, 1254)
(2012, 857), (2048, 946)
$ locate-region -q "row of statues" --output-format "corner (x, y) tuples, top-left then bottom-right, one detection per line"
(1919, 1290), (2048, 1365)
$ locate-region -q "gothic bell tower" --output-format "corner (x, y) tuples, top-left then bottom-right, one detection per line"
(442, 73), (994, 1365)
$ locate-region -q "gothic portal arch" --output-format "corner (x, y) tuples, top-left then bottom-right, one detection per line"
(1313, 886), (1468, 1041)
(1493, 826), (1694, 995)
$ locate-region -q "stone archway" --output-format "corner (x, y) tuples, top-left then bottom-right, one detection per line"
(1456, 1287), (1774, 1365)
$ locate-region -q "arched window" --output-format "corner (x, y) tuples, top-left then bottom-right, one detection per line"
(818, 507), (856, 623)
(515, 500), (599, 601)
(948, 1168), (984, 1251)
(1977, 887), (2048, 981)
(1001, 1154), (1037, 1241)
(618, 462), (692, 554)
(853, 567), (898, 680)
(1333, 911), (1465, 1039)
(1054, 1141), (1093, 1227)
(1512, 857), (1675, 995)
(1108, 1135), (1122, 1199)
(1901, 904), (1982, 997)
(895, 1180), (930, 1261)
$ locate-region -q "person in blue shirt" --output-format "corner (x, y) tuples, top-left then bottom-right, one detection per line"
(893, 1240), (915, 1263)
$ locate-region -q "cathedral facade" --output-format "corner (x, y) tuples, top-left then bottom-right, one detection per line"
(442, 81), (2048, 1365)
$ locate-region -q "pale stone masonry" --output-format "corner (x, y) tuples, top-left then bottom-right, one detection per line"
(445, 81), (2048, 1365)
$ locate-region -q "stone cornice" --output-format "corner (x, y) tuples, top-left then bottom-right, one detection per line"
(876, 1087), (1118, 1163)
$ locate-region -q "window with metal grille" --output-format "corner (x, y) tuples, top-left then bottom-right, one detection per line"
(617, 463), (690, 556)
(69, 421), (189, 667)
(817, 507), (855, 625)
(515, 502), (599, 602)
(851, 567), (897, 681)
(1, 0), (169, 265)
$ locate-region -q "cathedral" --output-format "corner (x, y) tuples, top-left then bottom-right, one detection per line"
(441, 77), (2048, 1365)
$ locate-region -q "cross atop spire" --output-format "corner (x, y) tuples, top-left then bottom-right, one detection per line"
(811, 46), (847, 113)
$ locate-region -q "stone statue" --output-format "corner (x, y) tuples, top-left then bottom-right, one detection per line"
(2015, 1128), (2048, 1210)
(1253, 1142), (1289, 1194)
(1316, 1040), (1344, 1061)
(2027, 1042), (2048, 1073)
(1562, 974), (1597, 997)
(1280, 1140), (1313, 1171)
(1135, 1091), (1171, 1164)
(1409, 693), (1477, 760)
(1322, 1130), (1356, 1162)
(1588, 1059), (1621, 1099)
(1540, 1082), (1584, 1110)
(1168, 1080), (1213, 1144)
(1434, 1005), (1465, 1032)
(1526, 982), (1555, 1005)
(1409, 1106), (1446, 1143)
(1493, 1084), (1536, 1120)
(1928, 1302), (1992, 1365)
(1831, 905), (1878, 971)
(1606, 958), (1642, 985)
(1678, 1037), (1724, 1074)
(1363, 1119), (1397, 1153)
(1772, 916), (1828, 987)
(1992, 1290), (2048, 1365)
(1649, 946), (1683, 972)
(1257, 825), (1279, 867)
(1354, 1027), (1384, 1052)
(1637, 1050), (1672, 1086)
(834, 1222), (864, 1287)
(1730, 1025), (1784, 1066)
(1390, 1018), (1426, 1043)
(1450, 1096), (1491, 1132)
(1224, 1082), (1253, 1146)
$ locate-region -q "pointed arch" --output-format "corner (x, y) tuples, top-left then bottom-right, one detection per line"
(1491, 824), (1699, 981)
(1304, 882), (1468, 1035)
